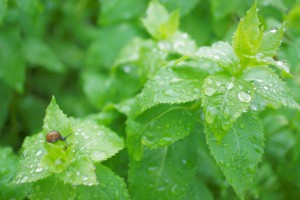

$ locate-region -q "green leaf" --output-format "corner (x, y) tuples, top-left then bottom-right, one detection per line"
(159, 0), (199, 16)
(232, 2), (263, 66)
(0, 0), (7, 25)
(168, 31), (197, 55)
(58, 158), (97, 186)
(0, 147), (30, 200)
(12, 133), (52, 184)
(98, 0), (147, 25)
(0, 28), (25, 93)
(132, 65), (207, 117)
(202, 74), (254, 141)
(258, 26), (284, 58)
(210, 0), (250, 19)
(196, 41), (240, 74)
(205, 113), (264, 199)
(242, 67), (300, 110)
(129, 129), (203, 200)
(86, 23), (140, 70)
(185, 178), (213, 200)
(127, 103), (198, 160)
(0, 82), (11, 132)
(76, 164), (130, 200)
(142, 1), (179, 39)
(71, 119), (124, 162)
(43, 96), (73, 139)
(41, 143), (74, 174)
(23, 38), (65, 73)
(29, 176), (76, 200)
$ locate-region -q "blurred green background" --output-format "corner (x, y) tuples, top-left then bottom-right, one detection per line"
(1, 0), (300, 199)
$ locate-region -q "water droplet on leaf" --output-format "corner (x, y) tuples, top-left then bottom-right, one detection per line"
(36, 150), (42, 157)
(238, 91), (251, 102)
(204, 87), (216, 96)
(82, 174), (89, 181)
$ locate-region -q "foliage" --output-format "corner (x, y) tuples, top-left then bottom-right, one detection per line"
(1, 0), (300, 199)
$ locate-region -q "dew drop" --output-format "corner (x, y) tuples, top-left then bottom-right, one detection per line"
(214, 55), (220, 60)
(216, 81), (221, 87)
(263, 86), (269, 90)
(205, 106), (218, 124)
(222, 122), (230, 131)
(270, 28), (277, 33)
(21, 176), (29, 183)
(36, 149), (42, 157)
(90, 151), (107, 161)
(206, 78), (213, 85)
(164, 89), (177, 97)
(36, 167), (43, 173)
(82, 175), (89, 181)
(55, 159), (62, 165)
(170, 78), (181, 83)
(227, 82), (234, 90)
(66, 171), (72, 177)
(238, 92), (252, 102)
(76, 171), (81, 176)
(204, 87), (216, 96)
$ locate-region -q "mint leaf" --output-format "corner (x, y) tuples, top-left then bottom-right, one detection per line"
(76, 164), (130, 200)
(142, 1), (179, 39)
(185, 178), (213, 200)
(159, 0), (199, 16)
(258, 26), (284, 58)
(202, 75), (254, 141)
(23, 38), (65, 73)
(43, 96), (73, 139)
(71, 119), (124, 162)
(99, 0), (147, 25)
(41, 143), (74, 174)
(242, 67), (300, 110)
(0, 0), (7, 25)
(0, 29), (25, 93)
(29, 176), (76, 200)
(127, 104), (197, 160)
(0, 147), (30, 200)
(59, 158), (97, 186)
(206, 113), (264, 199)
(0, 83), (11, 132)
(132, 65), (207, 117)
(232, 2), (263, 66)
(196, 41), (240, 74)
(129, 130), (201, 200)
(12, 133), (51, 184)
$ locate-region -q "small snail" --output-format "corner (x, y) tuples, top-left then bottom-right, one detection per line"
(46, 131), (71, 146)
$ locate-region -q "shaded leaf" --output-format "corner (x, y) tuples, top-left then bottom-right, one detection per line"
(0, 28), (25, 93)
(0, 147), (30, 200)
(23, 38), (65, 72)
(129, 129), (202, 200)
(127, 103), (198, 160)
